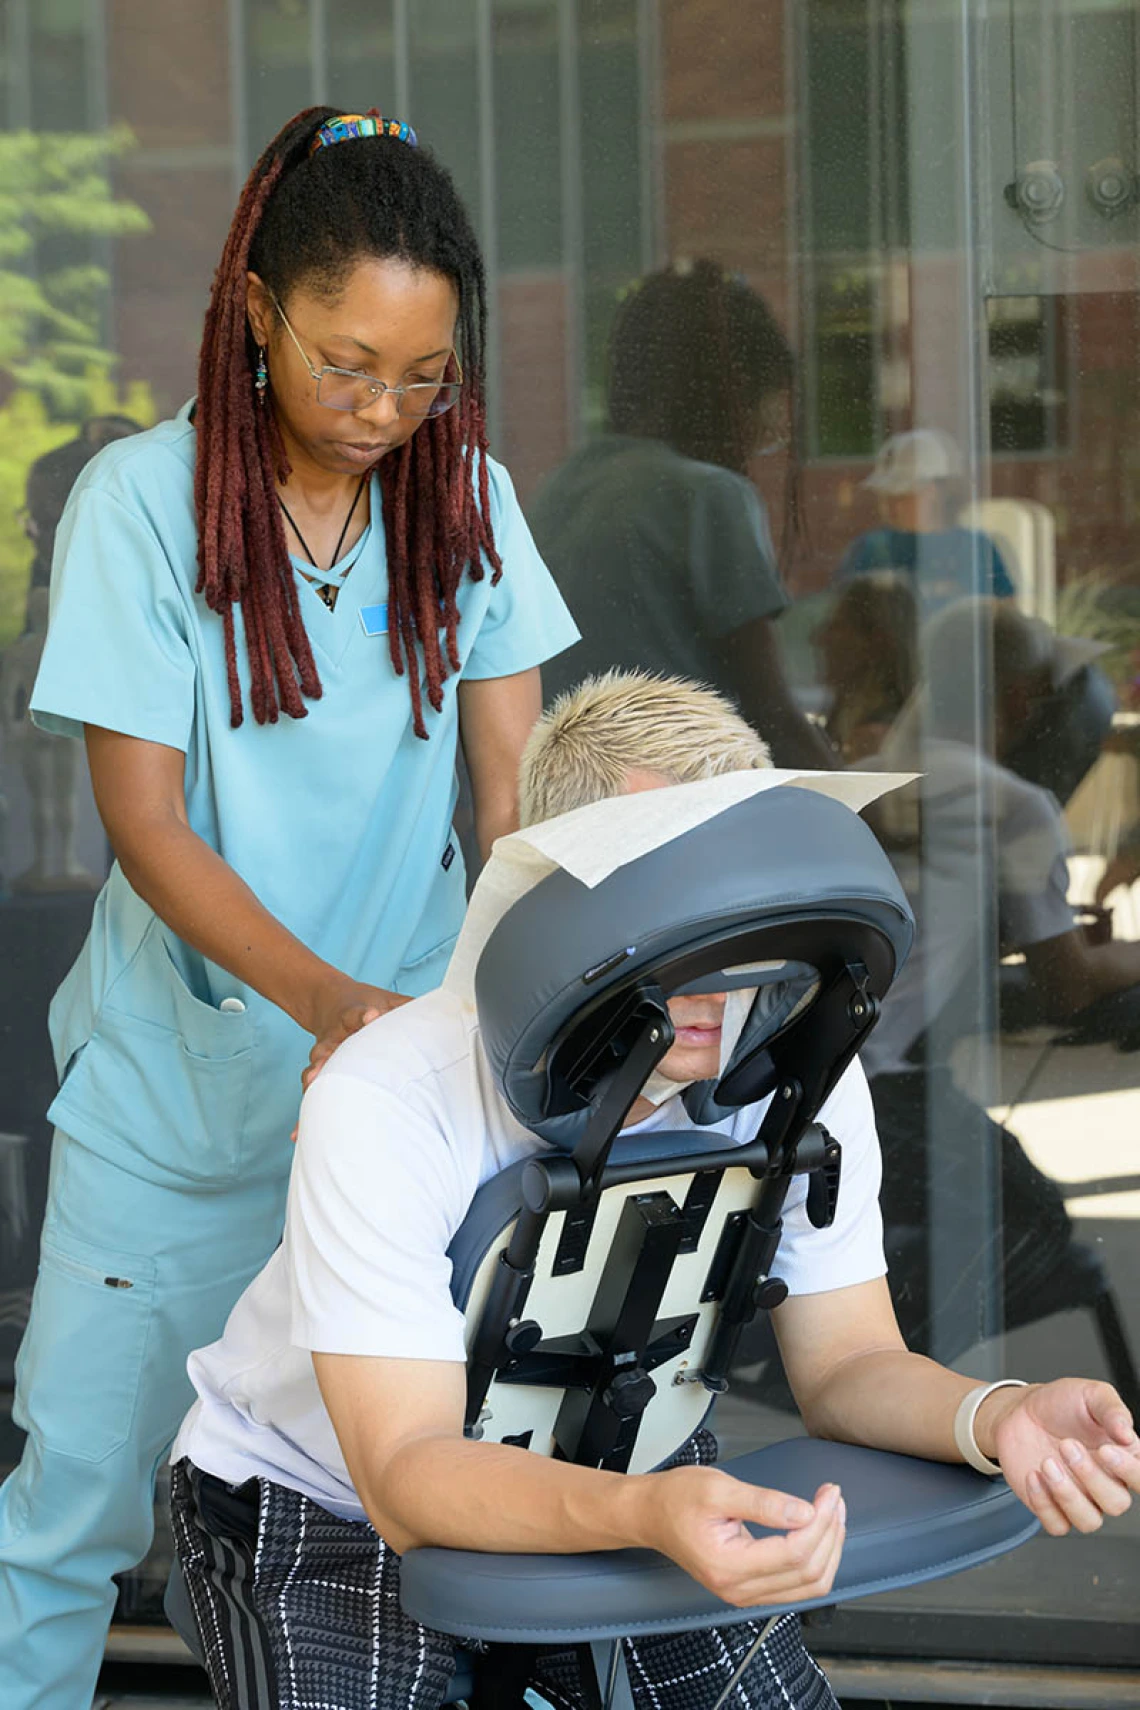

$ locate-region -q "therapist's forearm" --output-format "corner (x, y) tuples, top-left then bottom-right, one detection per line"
(800, 1349), (986, 1463)
(111, 810), (356, 1032)
(458, 669), (541, 862)
(472, 791), (520, 864)
(360, 1432), (653, 1558)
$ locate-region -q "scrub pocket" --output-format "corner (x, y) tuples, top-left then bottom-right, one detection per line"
(50, 937), (255, 1187)
(14, 1223), (157, 1464)
(392, 846), (466, 997)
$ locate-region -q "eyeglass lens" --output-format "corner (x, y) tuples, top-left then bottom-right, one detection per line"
(316, 372), (462, 417)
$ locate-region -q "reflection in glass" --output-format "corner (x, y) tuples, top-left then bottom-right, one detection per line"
(835, 429), (1016, 618)
(531, 261), (831, 769)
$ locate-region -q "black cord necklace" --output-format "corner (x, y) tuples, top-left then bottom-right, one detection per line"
(279, 474), (367, 610)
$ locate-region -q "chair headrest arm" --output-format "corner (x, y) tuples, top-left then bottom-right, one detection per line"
(731, 959), (879, 1169)
(567, 989), (674, 1197)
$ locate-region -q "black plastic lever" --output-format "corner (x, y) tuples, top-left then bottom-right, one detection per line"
(806, 1129), (842, 1230)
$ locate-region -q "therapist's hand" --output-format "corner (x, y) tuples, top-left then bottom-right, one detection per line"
(302, 976), (410, 1091)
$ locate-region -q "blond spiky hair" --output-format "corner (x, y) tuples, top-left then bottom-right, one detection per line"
(520, 670), (772, 827)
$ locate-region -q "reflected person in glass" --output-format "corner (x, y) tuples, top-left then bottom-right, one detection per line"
(868, 598), (1140, 1062)
(812, 573), (919, 765)
(835, 428), (1016, 618)
(530, 260), (834, 768)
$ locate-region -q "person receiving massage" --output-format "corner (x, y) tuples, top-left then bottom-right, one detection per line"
(170, 673), (1140, 1710)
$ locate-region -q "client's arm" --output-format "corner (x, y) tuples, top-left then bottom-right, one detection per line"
(774, 1278), (1140, 1536)
(313, 1349), (845, 1608)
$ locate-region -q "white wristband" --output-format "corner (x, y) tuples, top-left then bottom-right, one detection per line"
(953, 1380), (1029, 1475)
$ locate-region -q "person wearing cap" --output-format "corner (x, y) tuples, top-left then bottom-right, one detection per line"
(837, 428), (1015, 616)
(0, 107), (577, 1710)
(167, 672), (1139, 1710)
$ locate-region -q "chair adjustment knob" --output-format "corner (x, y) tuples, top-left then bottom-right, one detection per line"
(604, 1366), (657, 1420)
(503, 1318), (544, 1356)
(522, 1155), (581, 1214)
(752, 1276), (789, 1313)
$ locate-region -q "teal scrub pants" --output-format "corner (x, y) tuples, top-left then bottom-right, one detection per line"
(0, 1129), (288, 1710)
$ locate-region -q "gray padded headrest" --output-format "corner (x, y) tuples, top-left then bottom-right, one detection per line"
(475, 787), (913, 1146)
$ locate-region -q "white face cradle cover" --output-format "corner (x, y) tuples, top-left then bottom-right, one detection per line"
(444, 768), (918, 1103)
(637, 974), (763, 1108)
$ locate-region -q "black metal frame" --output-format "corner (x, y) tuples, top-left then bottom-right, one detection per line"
(467, 952), (879, 1434)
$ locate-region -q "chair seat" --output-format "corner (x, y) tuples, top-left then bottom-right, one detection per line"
(400, 1436), (1038, 1645)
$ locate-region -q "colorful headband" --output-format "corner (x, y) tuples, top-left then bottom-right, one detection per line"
(310, 112), (417, 154)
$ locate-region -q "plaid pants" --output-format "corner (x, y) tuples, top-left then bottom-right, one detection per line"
(170, 1452), (839, 1710)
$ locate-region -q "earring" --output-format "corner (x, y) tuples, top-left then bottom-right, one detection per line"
(255, 346), (268, 403)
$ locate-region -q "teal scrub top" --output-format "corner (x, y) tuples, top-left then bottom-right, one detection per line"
(31, 402), (579, 1188)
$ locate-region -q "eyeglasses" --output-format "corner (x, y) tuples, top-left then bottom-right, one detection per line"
(270, 296), (463, 418)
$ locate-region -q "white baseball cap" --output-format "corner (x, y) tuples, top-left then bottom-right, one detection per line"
(863, 429), (964, 494)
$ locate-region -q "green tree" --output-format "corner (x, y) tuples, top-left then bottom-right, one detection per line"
(0, 127), (155, 645)
(0, 126), (152, 413)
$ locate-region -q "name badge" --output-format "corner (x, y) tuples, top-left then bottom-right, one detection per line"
(359, 603), (389, 637)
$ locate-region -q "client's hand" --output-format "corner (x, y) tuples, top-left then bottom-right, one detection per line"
(646, 1466), (845, 1609)
(982, 1379), (1139, 1536)
(302, 977), (411, 1092)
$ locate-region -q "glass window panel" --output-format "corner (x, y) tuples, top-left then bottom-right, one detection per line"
(1, 0), (1138, 1693)
(246, 0), (313, 159)
(988, 294), (1070, 455)
(810, 265), (878, 456)
(578, 0), (645, 430)
(804, 2), (875, 254)
(493, 0), (561, 272)
(29, 0), (93, 126)
(407, 0), (482, 238)
(326, 0), (396, 113)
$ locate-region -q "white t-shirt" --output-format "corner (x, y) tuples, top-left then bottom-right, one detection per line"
(172, 987), (886, 1522)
